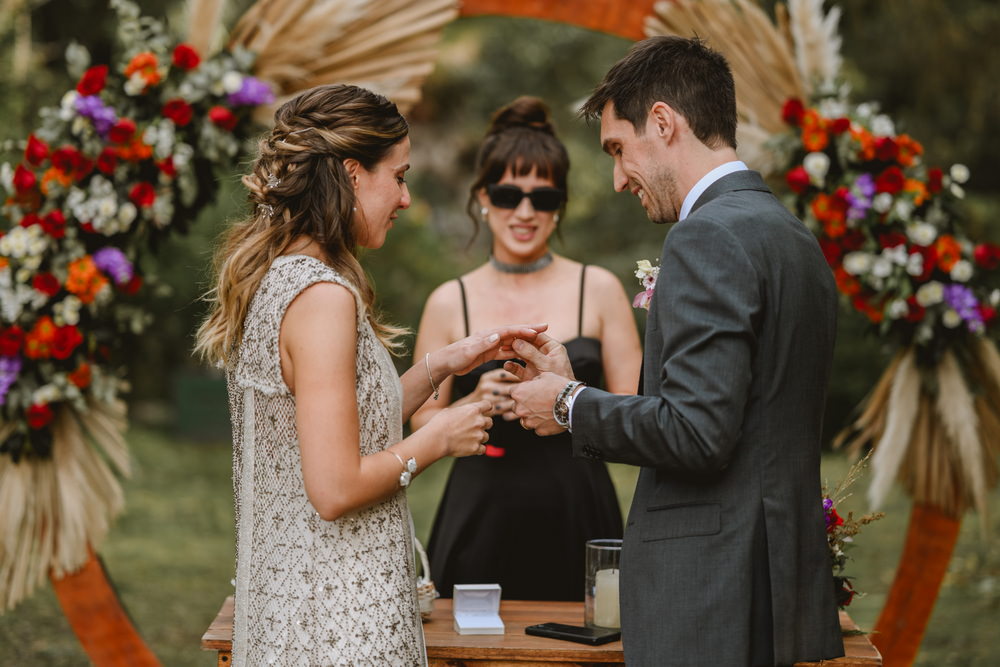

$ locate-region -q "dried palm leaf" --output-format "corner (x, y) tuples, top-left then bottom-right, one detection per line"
(0, 401), (129, 611)
(787, 0), (842, 92)
(868, 348), (920, 510)
(185, 0), (228, 57)
(834, 349), (904, 455)
(230, 0), (459, 123)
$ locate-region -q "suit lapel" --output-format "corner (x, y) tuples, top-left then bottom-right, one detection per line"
(689, 170), (771, 216)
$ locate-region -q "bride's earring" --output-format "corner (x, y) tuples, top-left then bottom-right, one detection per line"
(481, 206), (489, 222)
(554, 213), (560, 224)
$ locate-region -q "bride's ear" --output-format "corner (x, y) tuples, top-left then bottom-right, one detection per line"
(342, 158), (361, 187)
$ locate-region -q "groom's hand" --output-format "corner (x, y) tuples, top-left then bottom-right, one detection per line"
(510, 371), (571, 436)
(503, 333), (574, 382)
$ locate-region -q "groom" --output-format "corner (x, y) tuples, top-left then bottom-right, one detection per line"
(508, 36), (844, 666)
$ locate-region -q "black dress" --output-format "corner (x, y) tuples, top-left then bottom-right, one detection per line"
(426, 266), (624, 601)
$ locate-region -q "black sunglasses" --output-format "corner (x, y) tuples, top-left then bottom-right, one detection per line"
(486, 184), (565, 212)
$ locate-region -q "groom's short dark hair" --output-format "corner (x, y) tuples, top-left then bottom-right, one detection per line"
(581, 36), (737, 150)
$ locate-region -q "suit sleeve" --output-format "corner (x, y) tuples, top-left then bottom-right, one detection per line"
(571, 218), (761, 473)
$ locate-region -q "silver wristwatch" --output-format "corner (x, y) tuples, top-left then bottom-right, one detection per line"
(553, 381), (584, 429)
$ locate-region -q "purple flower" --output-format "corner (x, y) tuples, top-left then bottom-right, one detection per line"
(92, 247), (134, 285)
(943, 283), (985, 333)
(846, 174), (875, 221)
(74, 95), (118, 138)
(0, 355), (22, 405)
(227, 77), (275, 107)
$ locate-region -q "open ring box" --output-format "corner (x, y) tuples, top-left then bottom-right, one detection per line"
(452, 584), (505, 635)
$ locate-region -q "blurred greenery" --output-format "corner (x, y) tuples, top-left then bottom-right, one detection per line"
(0, 0), (998, 664)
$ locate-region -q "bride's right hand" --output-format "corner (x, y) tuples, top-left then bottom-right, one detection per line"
(426, 399), (494, 457)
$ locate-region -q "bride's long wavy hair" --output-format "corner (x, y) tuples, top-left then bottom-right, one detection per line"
(195, 84), (409, 366)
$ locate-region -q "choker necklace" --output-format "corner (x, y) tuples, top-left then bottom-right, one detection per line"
(489, 252), (553, 274)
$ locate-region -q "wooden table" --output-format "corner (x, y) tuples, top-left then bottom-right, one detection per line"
(202, 596), (881, 666)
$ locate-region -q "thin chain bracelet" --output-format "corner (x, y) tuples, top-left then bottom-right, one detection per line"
(424, 352), (440, 400)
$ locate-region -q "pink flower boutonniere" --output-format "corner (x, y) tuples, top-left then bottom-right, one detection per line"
(633, 259), (659, 310)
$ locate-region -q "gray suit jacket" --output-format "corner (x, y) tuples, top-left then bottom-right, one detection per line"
(572, 171), (844, 666)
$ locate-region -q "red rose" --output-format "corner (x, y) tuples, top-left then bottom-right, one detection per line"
(875, 166), (905, 194)
(208, 105), (238, 131)
(878, 232), (907, 249)
(819, 239), (842, 266)
(157, 156), (176, 178)
(13, 164), (37, 194)
(51, 324), (83, 360)
(32, 272), (61, 297)
(825, 507), (844, 533)
(109, 119), (136, 144)
(120, 275), (143, 295)
(51, 146), (80, 174)
(973, 243), (1000, 270)
(40, 210), (66, 239)
(26, 403), (54, 429)
(927, 167), (943, 193)
(19, 213), (40, 228)
(162, 99), (194, 126)
(875, 137), (899, 163)
(785, 166), (810, 194)
(829, 117), (851, 134)
(129, 182), (156, 208)
(841, 230), (866, 251)
(979, 305), (997, 324)
(97, 148), (118, 174)
(68, 362), (92, 389)
(80, 222), (97, 234)
(905, 296), (926, 323)
(25, 135), (49, 166)
(909, 245), (938, 281)
(76, 65), (108, 96)
(781, 98), (805, 126)
(172, 43), (201, 70)
(0, 326), (24, 356)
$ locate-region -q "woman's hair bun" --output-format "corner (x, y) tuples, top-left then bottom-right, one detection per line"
(487, 96), (555, 136)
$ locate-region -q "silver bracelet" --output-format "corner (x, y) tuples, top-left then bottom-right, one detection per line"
(389, 450), (417, 488)
(424, 352), (440, 400)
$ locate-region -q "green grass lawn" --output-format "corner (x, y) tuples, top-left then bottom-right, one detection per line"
(0, 427), (997, 665)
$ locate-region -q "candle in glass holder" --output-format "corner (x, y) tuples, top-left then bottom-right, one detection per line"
(593, 567), (620, 629)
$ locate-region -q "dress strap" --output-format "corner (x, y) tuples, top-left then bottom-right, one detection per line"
(578, 265), (588, 338)
(457, 277), (470, 337)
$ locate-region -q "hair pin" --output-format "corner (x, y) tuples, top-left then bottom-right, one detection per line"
(263, 203), (275, 217)
(266, 174), (280, 189)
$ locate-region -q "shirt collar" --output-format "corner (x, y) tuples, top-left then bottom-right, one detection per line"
(679, 160), (748, 221)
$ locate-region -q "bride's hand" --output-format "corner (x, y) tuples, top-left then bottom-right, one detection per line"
(437, 323), (548, 377)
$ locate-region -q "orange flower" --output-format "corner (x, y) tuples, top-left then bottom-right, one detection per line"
(800, 110), (829, 151)
(0, 258), (9, 271)
(904, 178), (929, 206)
(117, 138), (153, 162)
(123, 52), (162, 88)
(40, 167), (73, 195)
(850, 126), (877, 161)
(811, 193), (848, 235)
(65, 256), (109, 304)
(895, 134), (923, 167)
(834, 266), (861, 296)
(68, 362), (92, 388)
(934, 235), (962, 273)
(24, 315), (57, 359)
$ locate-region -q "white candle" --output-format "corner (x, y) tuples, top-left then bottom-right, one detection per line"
(593, 568), (620, 629)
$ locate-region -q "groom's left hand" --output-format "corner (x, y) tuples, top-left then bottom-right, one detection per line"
(510, 371), (571, 436)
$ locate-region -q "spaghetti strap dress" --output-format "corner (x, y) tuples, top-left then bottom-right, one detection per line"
(426, 265), (624, 601)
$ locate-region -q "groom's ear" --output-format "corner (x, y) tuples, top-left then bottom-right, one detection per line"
(649, 101), (677, 142)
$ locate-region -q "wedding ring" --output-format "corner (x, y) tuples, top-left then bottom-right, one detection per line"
(519, 418), (527, 428)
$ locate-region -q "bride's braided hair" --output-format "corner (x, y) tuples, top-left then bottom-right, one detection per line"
(196, 84), (409, 365)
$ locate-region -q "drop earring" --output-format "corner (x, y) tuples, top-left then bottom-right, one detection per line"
(554, 213), (560, 224)
(481, 206), (488, 221)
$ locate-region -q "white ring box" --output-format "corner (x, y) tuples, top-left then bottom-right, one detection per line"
(452, 584), (504, 635)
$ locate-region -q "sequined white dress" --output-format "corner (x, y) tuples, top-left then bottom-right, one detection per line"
(227, 255), (425, 666)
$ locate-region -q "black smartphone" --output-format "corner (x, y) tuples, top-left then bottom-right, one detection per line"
(524, 622), (621, 645)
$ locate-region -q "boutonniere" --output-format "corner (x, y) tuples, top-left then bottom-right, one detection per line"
(632, 259), (659, 310)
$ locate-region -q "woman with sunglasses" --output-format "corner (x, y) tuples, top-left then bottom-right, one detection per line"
(411, 96), (642, 601)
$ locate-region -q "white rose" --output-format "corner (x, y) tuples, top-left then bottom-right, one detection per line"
(915, 281), (944, 307)
(950, 164), (970, 184)
(97, 197), (117, 219)
(950, 183), (965, 199)
(0, 162), (13, 192)
(872, 192), (894, 214)
(872, 114), (895, 137)
(950, 260), (973, 282)
(906, 253), (925, 277)
(887, 299), (909, 320)
(843, 252), (874, 276)
(883, 245), (909, 266)
(119, 202), (137, 225)
(871, 257), (893, 278)
(124, 73), (146, 96)
(942, 310), (963, 329)
(893, 199), (914, 221)
(635, 260), (653, 278)
(222, 71), (244, 94)
(803, 152), (830, 184)
(906, 222), (937, 246)
(991, 289), (1000, 307)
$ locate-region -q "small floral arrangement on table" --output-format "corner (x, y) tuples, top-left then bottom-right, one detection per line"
(632, 259), (660, 310)
(0, 0), (273, 461)
(775, 95), (1000, 354)
(822, 453), (885, 608)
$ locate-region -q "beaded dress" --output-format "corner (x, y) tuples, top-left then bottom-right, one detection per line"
(227, 255), (425, 666)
